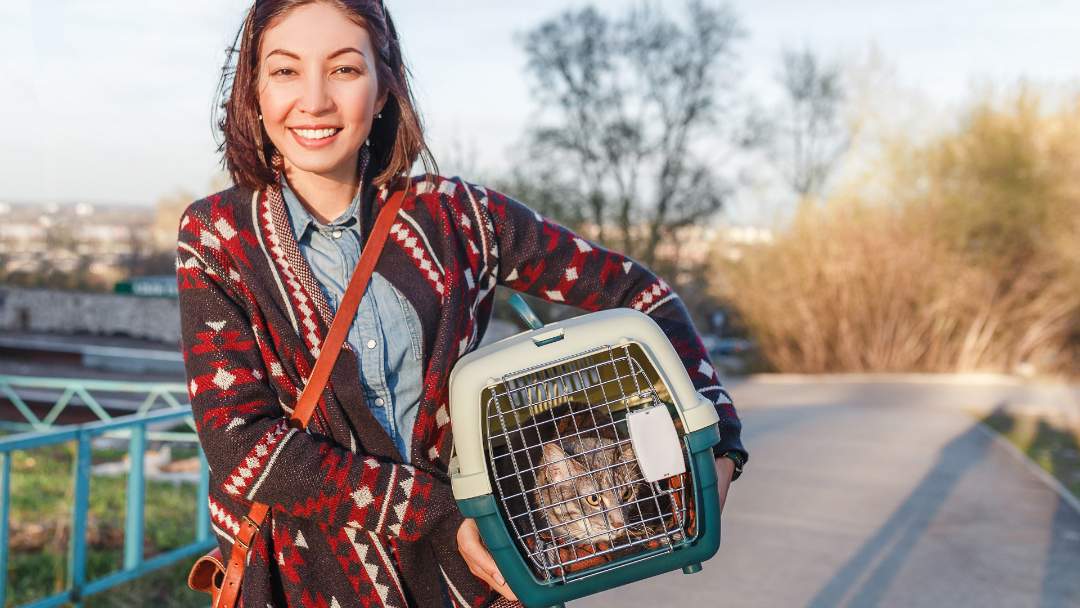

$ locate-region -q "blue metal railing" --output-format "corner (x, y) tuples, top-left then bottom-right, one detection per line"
(0, 375), (192, 438)
(0, 409), (212, 608)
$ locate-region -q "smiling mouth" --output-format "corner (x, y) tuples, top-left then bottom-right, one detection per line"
(290, 127), (342, 141)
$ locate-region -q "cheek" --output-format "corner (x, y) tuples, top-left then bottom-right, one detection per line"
(335, 81), (379, 123)
(257, 83), (293, 125)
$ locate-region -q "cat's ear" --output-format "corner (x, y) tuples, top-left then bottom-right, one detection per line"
(542, 442), (569, 464)
(541, 442), (585, 482)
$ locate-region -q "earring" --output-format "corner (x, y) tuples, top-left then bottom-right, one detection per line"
(258, 114), (263, 121)
(376, 112), (382, 119)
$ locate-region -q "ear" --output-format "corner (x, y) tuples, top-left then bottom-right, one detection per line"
(375, 89), (390, 117)
(541, 442), (568, 469)
(540, 442), (583, 482)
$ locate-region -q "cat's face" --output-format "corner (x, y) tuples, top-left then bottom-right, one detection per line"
(535, 438), (641, 545)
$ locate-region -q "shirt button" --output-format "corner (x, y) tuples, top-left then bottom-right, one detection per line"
(374, 397), (385, 406)
(366, 338), (377, 349)
(331, 229), (343, 239)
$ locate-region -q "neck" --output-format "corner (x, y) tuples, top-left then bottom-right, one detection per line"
(281, 155), (361, 224)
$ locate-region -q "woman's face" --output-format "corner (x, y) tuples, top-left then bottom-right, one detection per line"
(257, 2), (383, 182)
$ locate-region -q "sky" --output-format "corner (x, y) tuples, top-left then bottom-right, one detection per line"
(1, 0), (1077, 208)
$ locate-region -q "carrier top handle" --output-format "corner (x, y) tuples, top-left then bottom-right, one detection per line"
(508, 293), (544, 330)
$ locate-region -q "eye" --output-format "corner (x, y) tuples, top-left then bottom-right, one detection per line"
(621, 486), (634, 501)
(271, 68), (295, 77)
(333, 66), (362, 76)
(584, 494), (602, 507)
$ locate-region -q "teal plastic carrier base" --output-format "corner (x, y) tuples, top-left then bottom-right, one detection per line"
(457, 425), (722, 608)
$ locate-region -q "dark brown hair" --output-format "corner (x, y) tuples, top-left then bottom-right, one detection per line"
(214, 0), (435, 191)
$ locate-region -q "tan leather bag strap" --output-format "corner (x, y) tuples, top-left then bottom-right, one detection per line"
(291, 188), (406, 428)
(215, 502), (268, 608)
(213, 188), (406, 608)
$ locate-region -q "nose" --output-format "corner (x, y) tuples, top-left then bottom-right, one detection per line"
(609, 509), (626, 530)
(298, 73), (334, 115)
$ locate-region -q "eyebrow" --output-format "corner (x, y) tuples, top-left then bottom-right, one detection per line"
(329, 47), (365, 60)
(265, 47), (366, 61)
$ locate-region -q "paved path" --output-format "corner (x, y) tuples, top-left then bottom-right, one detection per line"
(573, 379), (1080, 608)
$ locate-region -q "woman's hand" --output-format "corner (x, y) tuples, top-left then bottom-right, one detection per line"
(457, 518), (518, 601)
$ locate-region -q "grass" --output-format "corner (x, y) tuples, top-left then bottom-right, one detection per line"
(980, 408), (1080, 500)
(5, 443), (207, 608)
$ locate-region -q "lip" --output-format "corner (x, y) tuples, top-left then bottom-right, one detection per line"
(288, 126), (343, 150)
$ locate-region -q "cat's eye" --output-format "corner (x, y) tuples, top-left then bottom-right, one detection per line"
(621, 487), (634, 500)
(584, 494), (602, 507)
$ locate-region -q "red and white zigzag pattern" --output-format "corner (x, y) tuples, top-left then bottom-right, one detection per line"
(426, 401), (452, 462)
(342, 527), (407, 607)
(389, 220), (445, 297)
(259, 192), (325, 357)
(208, 495), (240, 536)
(630, 278), (675, 314)
(224, 419), (294, 498)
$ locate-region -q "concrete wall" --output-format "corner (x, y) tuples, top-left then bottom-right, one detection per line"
(0, 287), (526, 349)
(0, 287), (180, 344)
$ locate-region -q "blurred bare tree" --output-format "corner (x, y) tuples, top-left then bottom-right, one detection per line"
(767, 47), (849, 199)
(512, 1), (745, 270)
(493, 166), (588, 230)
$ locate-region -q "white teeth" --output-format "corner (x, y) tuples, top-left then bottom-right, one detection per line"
(293, 128), (339, 140)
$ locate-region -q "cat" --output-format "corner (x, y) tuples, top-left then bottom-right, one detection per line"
(491, 401), (669, 555)
(533, 432), (641, 546)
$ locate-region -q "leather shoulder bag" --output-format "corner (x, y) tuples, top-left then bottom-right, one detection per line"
(187, 188), (406, 608)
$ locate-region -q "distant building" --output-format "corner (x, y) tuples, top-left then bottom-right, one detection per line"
(572, 221), (774, 269)
(0, 200), (157, 289)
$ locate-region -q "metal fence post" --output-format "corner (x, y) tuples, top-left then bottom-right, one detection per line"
(123, 424), (147, 569)
(1, 453), (11, 608)
(197, 451), (210, 543)
(68, 430), (91, 607)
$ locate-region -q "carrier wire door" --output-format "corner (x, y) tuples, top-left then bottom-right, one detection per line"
(488, 343), (695, 578)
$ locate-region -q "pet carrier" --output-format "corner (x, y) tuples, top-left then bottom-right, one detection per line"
(449, 295), (724, 608)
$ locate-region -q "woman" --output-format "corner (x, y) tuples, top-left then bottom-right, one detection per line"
(177, 1), (747, 606)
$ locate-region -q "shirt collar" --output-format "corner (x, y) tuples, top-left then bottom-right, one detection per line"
(279, 175), (363, 243)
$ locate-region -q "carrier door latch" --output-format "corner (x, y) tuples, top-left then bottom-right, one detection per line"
(626, 405), (686, 483)
(531, 328), (565, 347)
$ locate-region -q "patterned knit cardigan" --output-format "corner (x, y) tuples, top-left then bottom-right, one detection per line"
(175, 174), (745, 608)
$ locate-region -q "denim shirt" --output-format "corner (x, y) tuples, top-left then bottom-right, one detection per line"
(280, 177), (423, 462)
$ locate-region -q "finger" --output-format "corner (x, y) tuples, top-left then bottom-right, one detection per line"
(464, 559), (518, 601)
(496, 582), (519, 602)
(459, 542), (516, 599)
(457, 520), (517, 599)
(460, 535), (505, 587)
(483, 573), (518, 602)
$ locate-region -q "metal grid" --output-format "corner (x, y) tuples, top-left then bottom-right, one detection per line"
(484, 344), (690, 581)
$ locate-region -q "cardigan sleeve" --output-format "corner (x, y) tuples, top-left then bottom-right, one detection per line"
(470, 182), (747, 464)
(176, 205), (458, 542)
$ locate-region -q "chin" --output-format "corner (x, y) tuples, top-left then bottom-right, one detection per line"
(284, 149), (358, 178)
